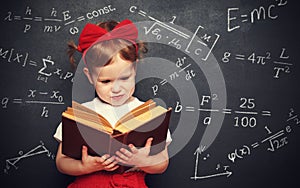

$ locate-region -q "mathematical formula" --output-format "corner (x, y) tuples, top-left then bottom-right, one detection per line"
(0, 47), (74, 83)
(3, 4), (116, 34)
(175, 95), (271, 127)
(130, 6), (220, 61)
(221, 48), (292, 79)
(1, 89), (65, 118)
(191, 108), (299, 180)
(227, 0), (288, 32)
(151, 56), (196, 96)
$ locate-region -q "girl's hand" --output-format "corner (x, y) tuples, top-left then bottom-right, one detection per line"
(115, 137), (153, 167)
(81, 145), (119, 173)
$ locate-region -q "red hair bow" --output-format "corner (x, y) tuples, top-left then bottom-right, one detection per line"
(77, 19), (138, 53)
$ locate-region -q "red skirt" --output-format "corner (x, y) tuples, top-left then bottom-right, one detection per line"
(67, 171), (148, 188)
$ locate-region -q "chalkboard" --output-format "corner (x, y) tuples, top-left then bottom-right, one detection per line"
(1, 0), (299, 187)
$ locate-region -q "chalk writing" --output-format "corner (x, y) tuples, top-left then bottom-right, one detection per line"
(4, 6), (62, 33)
(227, 108), (299, 163)
(221, 48), (292, 79)
(4, 141), (54, 174)
(175, 96), (271, 126)
(62, 4), (116, 35)
(227, 0), (288, 32)
(130, 6), (220, 61)
(3, 4), (116, 34)
(151, 56), (196, 96)
(287, 108), (300, 125)
(0, 47), (37, 67)
(191, 147), (232, 180)
(0, 47), (74, 83)
(1, 89), (65, 117)
(192, 107), (298, 180)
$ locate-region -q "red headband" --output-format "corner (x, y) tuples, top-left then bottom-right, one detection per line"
(77, 19), (139, 54)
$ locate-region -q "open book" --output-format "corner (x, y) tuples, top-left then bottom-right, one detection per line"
(61, 99), (172, 172)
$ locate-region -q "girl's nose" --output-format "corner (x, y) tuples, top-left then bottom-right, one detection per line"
(111, 81), (121, 93)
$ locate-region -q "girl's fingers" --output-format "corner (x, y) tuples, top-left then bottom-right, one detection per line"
(104, 160), (119, 170)
(120, 148), (133, 157)
(102, 156), (116, 166)
(128, 144), (138, 154)
(144, 137), (153, 148)
(81, 145), (88, 161)
(115, 151), (129, 161)
(101, 154), (110, 161)
(115, 156), (126, 164)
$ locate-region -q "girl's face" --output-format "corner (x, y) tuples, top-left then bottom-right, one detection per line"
(84, 53), (136, 106)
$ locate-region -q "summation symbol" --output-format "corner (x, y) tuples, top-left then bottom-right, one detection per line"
(4, 141), (55, 174)
(0, 46), (74, 83)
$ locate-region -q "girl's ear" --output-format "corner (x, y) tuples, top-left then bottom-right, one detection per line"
(83, 67), (94, 84)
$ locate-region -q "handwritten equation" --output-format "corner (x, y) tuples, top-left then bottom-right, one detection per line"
(227, 0), (288, 32)
(151, 56), (196, 96)
(3, 4), (116, 34)
(221, 48), (292, 79)
(228, 108), (299, 163)
(191, 108), (299, 180)
(4, 141), (55, 174)
(1, 89), (65, 118)
(130, 6), (220, 61)
(175, 96), (271, 127)
(0, 47), (74, 83)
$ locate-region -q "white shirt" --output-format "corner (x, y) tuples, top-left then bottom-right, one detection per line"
(53, 97), (172, 143)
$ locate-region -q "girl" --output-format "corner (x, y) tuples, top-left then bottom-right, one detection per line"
(53, 19), (172, 188)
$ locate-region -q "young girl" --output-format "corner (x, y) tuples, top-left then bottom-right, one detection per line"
(53, 19), (172, 188)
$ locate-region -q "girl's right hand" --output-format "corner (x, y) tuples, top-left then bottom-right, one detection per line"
(81, 145), (119, 173)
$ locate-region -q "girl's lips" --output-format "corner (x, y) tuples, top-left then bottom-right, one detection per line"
(111, 94), (125, 101)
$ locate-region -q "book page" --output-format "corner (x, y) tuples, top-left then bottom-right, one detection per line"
(114, 106), (169, 134)
(67, 108), (112, 127)
(62, 112), (114, 134)
(114, 99), (155, 128)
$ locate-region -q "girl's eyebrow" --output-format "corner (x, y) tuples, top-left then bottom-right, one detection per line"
(119, 72), (132, 77)
(97, 76), (112, 81)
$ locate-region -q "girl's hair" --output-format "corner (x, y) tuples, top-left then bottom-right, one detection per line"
(67, 20), (147, 68)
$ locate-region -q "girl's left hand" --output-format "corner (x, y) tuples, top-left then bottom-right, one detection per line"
(115, 137), (153, 167)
